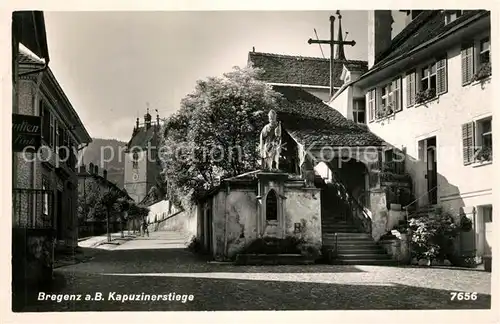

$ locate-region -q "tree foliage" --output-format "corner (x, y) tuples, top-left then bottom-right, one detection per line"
(159, 66), (282, 207)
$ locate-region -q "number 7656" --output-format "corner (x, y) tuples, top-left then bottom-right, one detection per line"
(450, 292), (478, 300)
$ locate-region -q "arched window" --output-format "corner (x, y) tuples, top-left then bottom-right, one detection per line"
(266, 189), (278, 221)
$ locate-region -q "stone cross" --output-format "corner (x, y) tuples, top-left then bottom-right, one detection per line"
(307, 11), (356, 96)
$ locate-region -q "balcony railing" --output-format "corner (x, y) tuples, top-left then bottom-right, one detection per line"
(12, 188), (54, 229)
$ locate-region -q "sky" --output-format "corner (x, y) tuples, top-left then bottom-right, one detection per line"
(43, 10), (406, 142)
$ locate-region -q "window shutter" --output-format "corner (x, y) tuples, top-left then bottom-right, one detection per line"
(394, 78), (402, 112)
(436, 57), (448, 94)
(368, 89), (375, 122)
(461, 45), (474, 85)
(462, 122), (475, 164)
(406, 71), (416, 107)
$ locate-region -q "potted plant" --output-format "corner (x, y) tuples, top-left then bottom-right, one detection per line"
(415, 88), (436, 104)
(471, 61), (492, 82)
(475, 146), (492, 162)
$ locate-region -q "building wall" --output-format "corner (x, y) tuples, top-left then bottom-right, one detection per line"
(124, 150), (148, 203)
(14, 75), (80, 248)
(283, 188), (322, 245)
(365, 41), (493, 220)
(206, 182), (321, 259)
(328, 87), (350, 121)
(305, 88), (331, 102)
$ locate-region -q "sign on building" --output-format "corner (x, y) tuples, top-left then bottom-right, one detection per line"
(12, 113), (42, 152)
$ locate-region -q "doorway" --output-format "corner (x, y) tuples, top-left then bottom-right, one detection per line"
(477, 205), (493, 261)
(426, 137), (438, 205)
(56, 190), (63, 240)
(206, 206), (213, 255)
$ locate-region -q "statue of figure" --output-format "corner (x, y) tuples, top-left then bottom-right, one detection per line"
(259, 109), (282, 170)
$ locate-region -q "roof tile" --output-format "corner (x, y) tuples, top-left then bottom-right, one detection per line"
(273, 86), (384, 147)
(248, 52), (367, 88)
(373, 10), (489, 69)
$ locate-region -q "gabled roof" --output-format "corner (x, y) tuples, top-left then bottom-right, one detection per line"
(372, 10), (489, 70)
(18, 43), (45, 65)
(248, 51), (367, 88)
(273, 86), (384, 147)
(127, 125), (159, 150)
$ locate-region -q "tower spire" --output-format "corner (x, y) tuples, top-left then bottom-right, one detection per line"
(335, 10), (346, 60)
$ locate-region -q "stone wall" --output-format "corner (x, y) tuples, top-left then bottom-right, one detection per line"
(206, 179), (322, 259)
(156, 203), (197, 239)
(369, 189), (389, 241)
(284, 188), (322, 245)
(379, 232), (411, 264)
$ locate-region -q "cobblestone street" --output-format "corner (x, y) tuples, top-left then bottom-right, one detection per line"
(19, 231), (491, 312)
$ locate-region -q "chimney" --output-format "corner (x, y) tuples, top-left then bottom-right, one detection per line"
(368, 10), (394, 69)
(144, 107), (152, 130)
(400, 10), (423, 26)
(103, 169), (107, 181)
(94, 165), (99, 175)
(89, 163), (94, 174)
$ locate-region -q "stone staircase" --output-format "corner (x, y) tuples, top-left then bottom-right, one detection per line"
(322, 218), (397, 266)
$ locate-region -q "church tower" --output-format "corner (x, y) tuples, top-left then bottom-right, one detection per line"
(123, 105), (163, 204)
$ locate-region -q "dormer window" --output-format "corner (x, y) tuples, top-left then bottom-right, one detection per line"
(445, 10), (463, 25)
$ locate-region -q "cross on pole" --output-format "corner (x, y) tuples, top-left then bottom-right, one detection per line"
(308, 12), (356, 96)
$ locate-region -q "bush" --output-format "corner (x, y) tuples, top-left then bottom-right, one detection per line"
(239, 236), (306, 255)
(297, 243), (322, 258)
(408, 213), (459, 262)
(460, 215), (473, 232)
(187, 236), (202, 253)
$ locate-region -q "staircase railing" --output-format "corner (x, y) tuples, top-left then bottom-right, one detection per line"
(402, 185), (438, 222)
(329, 175), (372, 235)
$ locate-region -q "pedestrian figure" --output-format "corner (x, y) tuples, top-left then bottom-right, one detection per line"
(143, 219), (149, 237)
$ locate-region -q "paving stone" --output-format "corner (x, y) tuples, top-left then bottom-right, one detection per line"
(16, 231), (491, 311)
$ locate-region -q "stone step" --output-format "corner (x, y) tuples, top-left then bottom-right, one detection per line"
(323, 240), (377, 246)
(324, 232), (372, 237)
(331, 259), (398, 266)
(337, 252), (392, 260)
(336, 247), (387, 254)
(328, 236), (374, 242)
(326, 243), (384, 250)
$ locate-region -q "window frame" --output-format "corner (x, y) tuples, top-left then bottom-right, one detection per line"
(352, 99), (366, 124)
(463, 116), (493, 165)
(367, 89), (376, 122)
(374, 78), (402, 120)
(42, 176), (50, 216)
(479, 37), (491, 64)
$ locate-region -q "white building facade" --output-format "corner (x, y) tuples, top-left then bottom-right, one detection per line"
(330, 10), (493, 262)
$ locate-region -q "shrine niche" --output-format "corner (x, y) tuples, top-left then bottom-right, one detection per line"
(265, 189), (278, 221)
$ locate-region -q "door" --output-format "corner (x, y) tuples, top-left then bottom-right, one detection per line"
(477, 205), (493, 257)
(426, 137), (438, 204)
(56, 190), (63, 240)
(207, 207), (213, 254)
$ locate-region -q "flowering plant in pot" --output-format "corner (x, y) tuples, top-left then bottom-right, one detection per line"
(415, 88), (436, 104)
(471, 61), (492, 82)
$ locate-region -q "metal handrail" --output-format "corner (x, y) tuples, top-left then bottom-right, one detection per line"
(402, 185), (438, 221)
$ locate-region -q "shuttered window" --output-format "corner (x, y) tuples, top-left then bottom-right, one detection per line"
(392, 78), (402, 112)
(462, 122), (475, 164)
(368, 89), (376, 122)
(406, 71), (416, 107)
(436, 57), (448, 95)
(462, 44), (474, 85)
